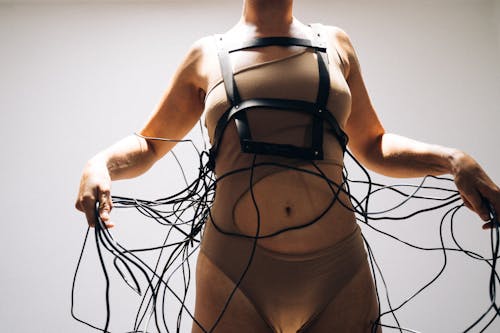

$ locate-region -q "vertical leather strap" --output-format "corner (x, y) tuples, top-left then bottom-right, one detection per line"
(214, 35), (250, 147)
(214, 35), (241, 106)
(310, 23), (330, 159)
(309, 24), (349, 152)
(310, 23), (330, 110)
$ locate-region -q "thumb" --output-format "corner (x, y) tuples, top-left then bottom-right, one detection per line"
(98, 190), (114, 228)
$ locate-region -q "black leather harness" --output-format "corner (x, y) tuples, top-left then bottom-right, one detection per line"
(208, 24), (349, 170)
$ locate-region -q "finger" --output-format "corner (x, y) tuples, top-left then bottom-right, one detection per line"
(75, 200), (83, 212)
(463, 189), (490, 221)
(98, 190), (114, 228)
(482, 222), (497, 230)
(484, 198), (500, 228)
(98, 191), (111, 220)
(460, 194), (473, 211)
(80, 196), (97, 227)
(479, 187), (500, 223)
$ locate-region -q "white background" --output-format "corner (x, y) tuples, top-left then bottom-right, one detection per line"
(0, 0), (499, 332)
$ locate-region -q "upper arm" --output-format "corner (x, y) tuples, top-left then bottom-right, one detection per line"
(138, 37), (211, 159)
(331, 28), (386, 165)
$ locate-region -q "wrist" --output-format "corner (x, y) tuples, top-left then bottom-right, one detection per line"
(85, 153), (111, 177)
(448, 148), (467, 176)
(87, 153), (107, 168)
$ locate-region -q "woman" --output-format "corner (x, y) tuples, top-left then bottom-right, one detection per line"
(75, 1), (500, 332)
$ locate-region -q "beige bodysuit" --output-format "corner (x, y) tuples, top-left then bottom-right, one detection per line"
(198, 24), (374, 333)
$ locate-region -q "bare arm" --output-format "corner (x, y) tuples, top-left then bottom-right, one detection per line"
(75, 38), (209, 227)
(332, 27), (500, 226)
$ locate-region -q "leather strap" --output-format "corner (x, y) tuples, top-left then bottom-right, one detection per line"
(208, 24), (349, 171)
(214, 34), (241, 105)
(228, 36), (326, 53)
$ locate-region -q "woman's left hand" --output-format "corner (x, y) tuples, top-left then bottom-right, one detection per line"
(452, 150), (500, 229)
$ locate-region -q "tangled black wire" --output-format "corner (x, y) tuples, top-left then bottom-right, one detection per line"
(71, 127), (500, 333)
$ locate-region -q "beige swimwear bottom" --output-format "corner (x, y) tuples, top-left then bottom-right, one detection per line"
(194, 221), (380, 333)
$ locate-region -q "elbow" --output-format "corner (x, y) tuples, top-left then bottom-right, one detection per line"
(348, 132), (386, 172)
(143, 137), (161, 163)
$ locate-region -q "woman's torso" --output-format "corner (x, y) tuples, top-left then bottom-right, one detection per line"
(202, 24), (356, 253)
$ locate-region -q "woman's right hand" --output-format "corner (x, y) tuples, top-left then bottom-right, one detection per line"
(75, 158), (114, 228)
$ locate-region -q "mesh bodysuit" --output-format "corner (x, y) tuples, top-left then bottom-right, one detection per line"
(198, 24), (375, 332)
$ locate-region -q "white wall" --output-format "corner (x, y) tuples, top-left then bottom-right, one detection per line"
(496, 0), (500, 54)
(1, 0), (499, 332)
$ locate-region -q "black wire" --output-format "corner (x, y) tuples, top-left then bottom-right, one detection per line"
(208, 154), (260, 333)
(71, 131), (500, 332)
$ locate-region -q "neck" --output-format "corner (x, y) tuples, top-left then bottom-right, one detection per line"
(241, 0), (294, 34)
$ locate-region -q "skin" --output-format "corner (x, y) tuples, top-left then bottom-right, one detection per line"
(75, 0), (500, 331)
(75, 1), (500, 228)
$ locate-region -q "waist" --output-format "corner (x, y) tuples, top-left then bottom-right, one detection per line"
(201, 215), (362, 261)
(210, 160), (357, 253)
(214, 154), (344, 183)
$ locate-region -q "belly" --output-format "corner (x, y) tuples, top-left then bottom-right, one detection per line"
(232, 163), (357, 253)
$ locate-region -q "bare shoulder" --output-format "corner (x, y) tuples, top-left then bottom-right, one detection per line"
(186, 36), (215, 64)
(322, 25), (355, 54)
(175, 36), (218, 90)
(322, 25), (358, 76)
(170, 38), (204, 84)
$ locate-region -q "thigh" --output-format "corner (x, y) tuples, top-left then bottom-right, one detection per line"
(304, 261), (381, 333)
(192, 251), (274, 333)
